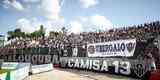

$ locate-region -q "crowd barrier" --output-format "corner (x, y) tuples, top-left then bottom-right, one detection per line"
(0, 62), (54, 80)
(1, 62), (19, 69)
(31, 63), (53, 74)
(0, 62), (31, 80)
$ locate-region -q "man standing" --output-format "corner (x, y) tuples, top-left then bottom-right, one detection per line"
(141, 45), (156, 80)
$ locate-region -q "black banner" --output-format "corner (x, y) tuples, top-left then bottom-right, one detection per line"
(59, 57), (153, 78)
(0, 54), (154, 78)
(0, 54), (59, 64)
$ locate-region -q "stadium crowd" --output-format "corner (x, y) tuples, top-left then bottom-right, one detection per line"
(11, 21), (160, 46)
(0, 21), (160, 62)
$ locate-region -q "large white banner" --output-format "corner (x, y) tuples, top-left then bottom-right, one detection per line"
(87, 39), (136, 57)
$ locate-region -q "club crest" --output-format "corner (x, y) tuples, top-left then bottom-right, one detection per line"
(126, 42), (135, 52)
(132, 60), (148, 78)
(87, 45), (95, 54)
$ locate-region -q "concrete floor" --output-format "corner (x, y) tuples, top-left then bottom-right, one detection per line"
(24, 69), (136, 80)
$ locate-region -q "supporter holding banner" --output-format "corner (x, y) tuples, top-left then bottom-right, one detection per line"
(87, 39), (136, 57)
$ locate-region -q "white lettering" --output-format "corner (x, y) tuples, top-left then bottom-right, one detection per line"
(68, 59), (74, 67)
(101, 60), (108, 71)
(92, 60), (100, 71)
(112, 61), (119, 73)
(120, 61), (131, 75)
(80, 59), (89, 69)
(25, 55), (31, 62)
(89, 60), (92, 70)
(74, 59), (80, 68)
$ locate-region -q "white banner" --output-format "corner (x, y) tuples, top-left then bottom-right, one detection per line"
(87, 39), (136, 57)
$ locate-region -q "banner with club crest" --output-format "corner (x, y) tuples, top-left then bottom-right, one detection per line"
(87, 39), (136, 57)
(60, 57), (153, 78)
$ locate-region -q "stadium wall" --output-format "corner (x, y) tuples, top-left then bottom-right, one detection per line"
(1, 62), (31, 80)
